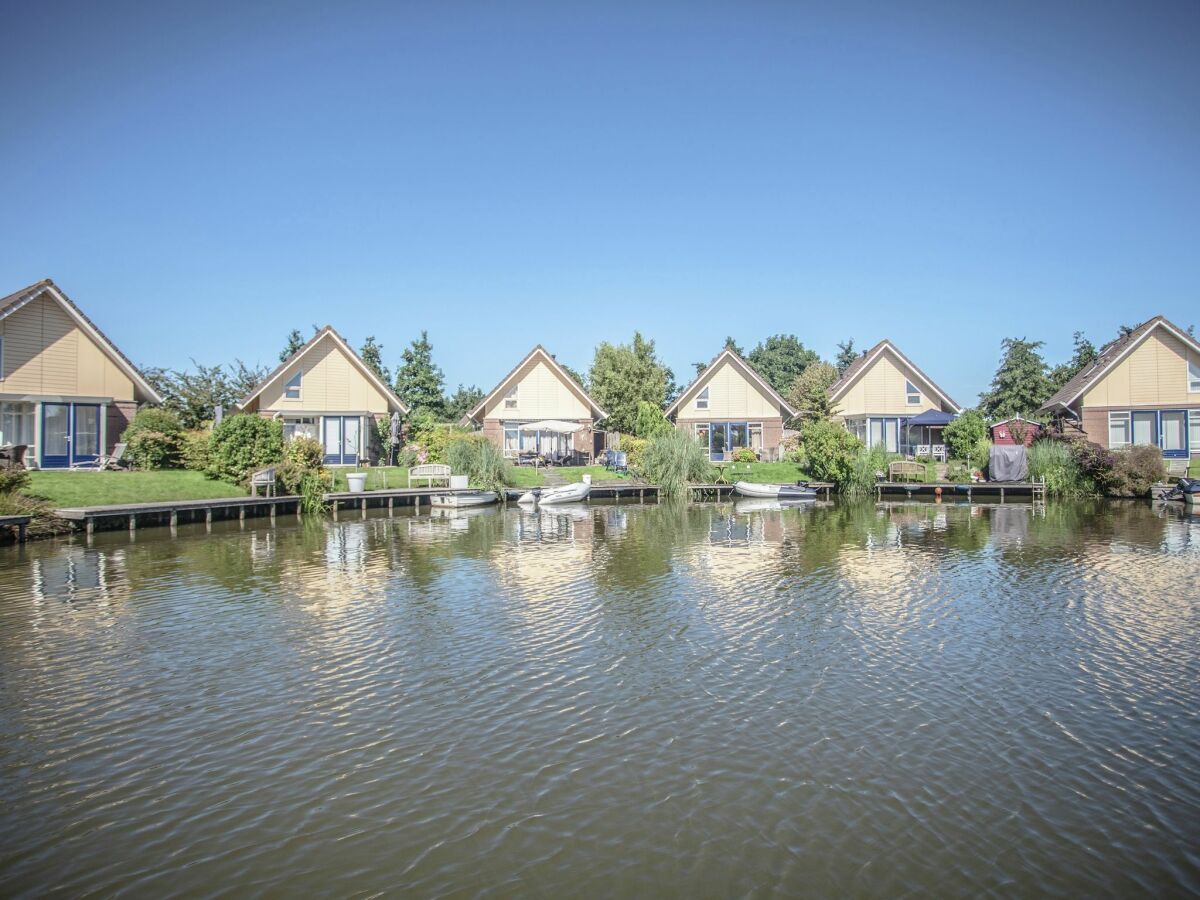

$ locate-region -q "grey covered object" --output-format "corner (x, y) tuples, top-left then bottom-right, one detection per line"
(989, 445), (1028, 482)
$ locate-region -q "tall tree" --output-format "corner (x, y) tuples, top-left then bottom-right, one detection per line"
(588, 331), (673, 433)
(1049, 331), (1098, 389)
(444, 384), (485, 421)
(393, 331), (446, 418)
(147, 359), (267, 428)
(835, 339), (859, 375)
(560, 363), (588, 389)
(280, 329), (305, 362)
(786, 361), (838, 425)
(359, 335), (390, 384)
(746, 334), (820, 395)
(979, 338), (1053, 420)
(693, 336), (743, 376)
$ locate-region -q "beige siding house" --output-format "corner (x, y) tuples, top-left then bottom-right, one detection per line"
(463, 346), (607, 462)
(1039, 316), (1200, 460)
(828, 340), (961, 454)
(0, 279), (162, 468)
(667, 349), (796, 461)
(239, 326), (408, 465)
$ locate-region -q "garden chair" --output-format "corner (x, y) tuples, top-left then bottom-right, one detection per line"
(1165, 458), (1190, 482)
(612, 452), (628, 475)
(71, 442), (128, 471)
(0, 444), (28, 470)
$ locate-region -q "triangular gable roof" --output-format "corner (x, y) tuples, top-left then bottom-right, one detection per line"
(827, 339), (961, 413)
(665, 348), (797, 418)
(238, 325), (409, 413)
(1039, 316), (1200, 414)
(465, 345), (607, 423)
(0, 278), (164, 403)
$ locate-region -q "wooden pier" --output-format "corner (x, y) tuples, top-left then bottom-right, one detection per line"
(875, 479), (1046, 503)
(0, 514), (31, 544)
(56, 495), (303, 536)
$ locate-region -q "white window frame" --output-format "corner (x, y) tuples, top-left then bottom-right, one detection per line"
(282, 415), (318, 442)
(0, 334), (4, 381)
(748, 422), (763, 451)
(1108, 411), (1131, 448)
(1190, 411), (1200, 456)
(1189, 357), (1200, 393)
(696, 387), (709, 410)
(905, 379), (921, 405)
(504, 385), (518, 409)
(284, 369), (302, 400)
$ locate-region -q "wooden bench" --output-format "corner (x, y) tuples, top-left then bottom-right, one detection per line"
(408, 463), (451, 488)
(249, 465), (277, 497)
(1165, 458), (1190, 481)
(0, 515), (32, 543)
(888, 461), (927, 483)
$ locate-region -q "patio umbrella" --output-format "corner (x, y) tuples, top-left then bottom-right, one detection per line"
(518, 420), (584, 433)
(388, 411), (401, 466)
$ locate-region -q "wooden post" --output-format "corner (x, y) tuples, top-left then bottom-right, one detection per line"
(205, 508), (213, 533)
(18, 521), (27, 543)
(332, 502), (339, 521)
(86, 518), (94, 538)
(388, 497), (394, 517)
(240, 506), (246, 521)
(1000, 487), (1005, 503)
(170, 510), (178, 530)
(129, 514), (137, 532)
(270, 502), (277, 523)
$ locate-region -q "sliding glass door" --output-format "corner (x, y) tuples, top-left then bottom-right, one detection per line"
(39, 402), (102, 468)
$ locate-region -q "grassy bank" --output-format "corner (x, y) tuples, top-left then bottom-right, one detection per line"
(27, 470), (245, 508)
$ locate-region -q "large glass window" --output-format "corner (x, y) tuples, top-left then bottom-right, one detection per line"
(1108, 412), (1130, 448)
(282, 416), (318, 441)
(869, 418), (885, 449)
(729, 423), (748, 449)
(284, 370), (302, 400)
(0, 401), (35, 446)
(695, 423), (710, 446)
(74, 406), (100, 458)
(1162, 411), (1187, 453)
(503, 422), (520, 455)
(884, 419), (899, 453)
(1189, 358), (1200, 392)
(749, 423), (763, 451)
(1132, 411), (1157, 446)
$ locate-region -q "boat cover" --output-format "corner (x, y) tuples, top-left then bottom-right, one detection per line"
(989, 445), (1028, 482)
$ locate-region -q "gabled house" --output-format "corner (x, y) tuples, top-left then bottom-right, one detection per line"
(666, 348), (796, 461)
(463, 345), (607, 462)
(1038, 316), (1200, 459)
(0, 279), (162, 468)
(828, 339), (962, 455)
(239, 326), (408, 466)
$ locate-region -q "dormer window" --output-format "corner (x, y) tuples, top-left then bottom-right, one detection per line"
(504, 385), (518, 408)
(284, 370), (302, 400)
(696, 387), (710, 410)
(1189, 358), (1200, 393)
(905, 379), (921, 405)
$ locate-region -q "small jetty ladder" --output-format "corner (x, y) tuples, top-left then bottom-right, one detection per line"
(1031, 476), (1047, 506)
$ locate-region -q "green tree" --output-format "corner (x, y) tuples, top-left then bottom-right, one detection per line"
(560, 363), (588, 389)
(979, 338), (1053, 420)
(280, 329), (305, 362)
(1049, 331), (1098, 389)
(746, 334), (820, 394)
(394, 331), (446, 418)
(147, 359), (267, 429)
(633, 400), (673, 438)
(693, 336), (743, 376)
(444, 384), (485, 422)
(588, 332), (673, 433)
(786, 361), (838, 425)
(943, 409), (989, 464)
(359, 335), (390, 384)
(800, 418), (863, 486)
(835, 339), (859, 375)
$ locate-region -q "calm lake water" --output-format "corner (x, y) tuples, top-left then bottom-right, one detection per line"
(2, 500), (1199, 897)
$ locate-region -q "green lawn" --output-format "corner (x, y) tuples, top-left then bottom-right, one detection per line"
(556, 465), (630, 483)
(27, 470), (245, 508)
(1190, 460), (1200, 478)
(329, 467), (411, 491)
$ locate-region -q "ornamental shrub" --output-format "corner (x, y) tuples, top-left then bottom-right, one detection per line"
(944, 409), (989, 462)
(1104, 445), (1165, 497)
(0, 467), (31, 494)
(733, 447), (758, 463)
(632, 401), (672, 439)
(621, 436), (649, 472)
(180, 430), (212, 471)
(799, 419), (862, 487)
(277, 436), (328, 495)
(122, 407), (184, 469)
(206, 414), (283, 484)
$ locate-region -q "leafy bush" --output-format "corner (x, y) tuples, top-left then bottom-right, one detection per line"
(1105, 445), (1165, 497)
(621, 436), (649, 472)
(945, 461), (972, 483)
(969, 437), (993, 471)
(122, 407), (184, 469)
(205, 414), (283, 484)
(944, 410), (989, 465)
(180, 429), (212, 471)
(799, 419), (862, 486)
(638, 429), (712, 498)
(277, 436), (330, 503)
(632, 401), (672, 439)
(0, 468), (31, 494)
(1028, 439), (1097, 499)
(0, 490), (71, 541)
(733, 447), (758, 463)
(445, 435), (513, 493)
(406, 410), (471, 464)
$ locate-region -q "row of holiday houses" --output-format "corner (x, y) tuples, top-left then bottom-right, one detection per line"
(2, 279), (1199, 469)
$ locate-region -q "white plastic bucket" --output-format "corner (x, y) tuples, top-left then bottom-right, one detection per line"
(583, 474), (592, 485)
(449, 475), (469, 490)
(346, 472), (367, 493)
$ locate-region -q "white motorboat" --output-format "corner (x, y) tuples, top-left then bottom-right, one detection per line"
(517, 481), (592, 506)
(430, 490), (498, 508)
(734, 481), (818, 501)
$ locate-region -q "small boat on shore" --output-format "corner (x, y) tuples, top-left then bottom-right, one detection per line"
(1162, 477), (1200, 506)
(430, 491), (498, 508)
(734, 481), (817, 501)
(517, 481), (591, 506)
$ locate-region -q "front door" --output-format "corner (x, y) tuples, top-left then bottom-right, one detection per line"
(1161, 410), (1188, 458)
(322, 416), (360, 465)
(40, 402), (102, 468)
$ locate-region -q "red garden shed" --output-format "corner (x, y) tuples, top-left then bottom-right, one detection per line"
(991, 417), (1042, 447)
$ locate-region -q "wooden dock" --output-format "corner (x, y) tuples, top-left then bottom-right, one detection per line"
(875, 480), (1046, 503)
(56, 495), (302, 536)
(0, 514), (31, 544)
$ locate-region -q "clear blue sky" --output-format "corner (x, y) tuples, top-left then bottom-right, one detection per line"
(2, 1), (1197, 405)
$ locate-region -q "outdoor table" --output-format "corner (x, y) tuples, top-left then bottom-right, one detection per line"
(713, 463), (732, 485)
